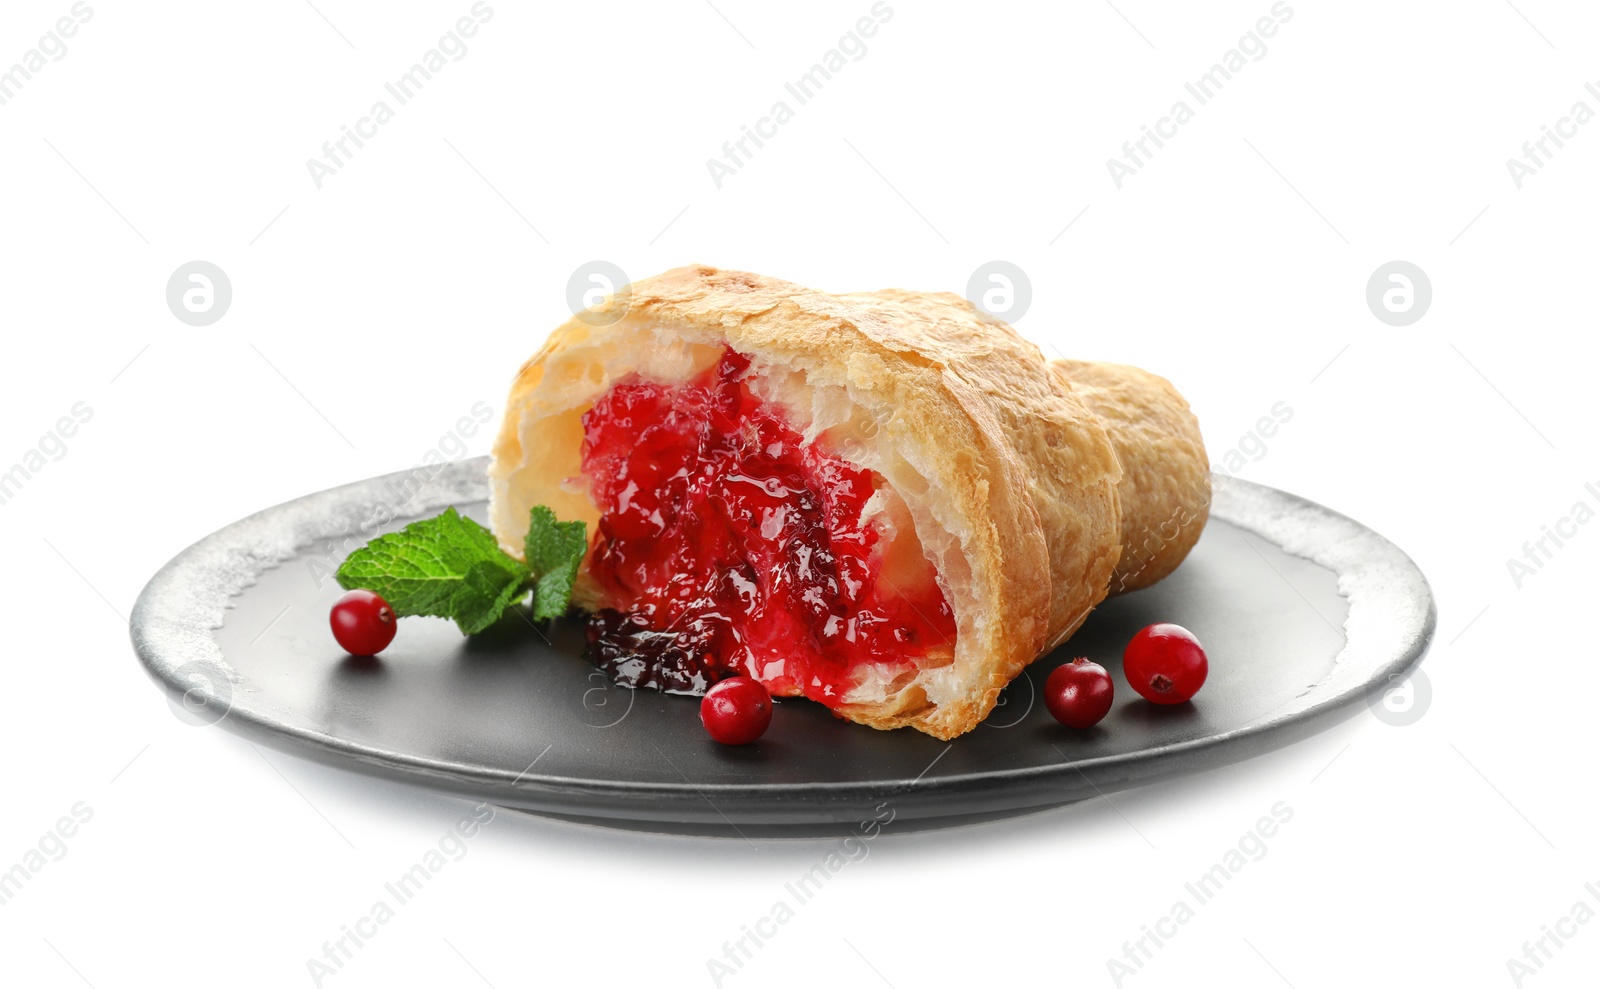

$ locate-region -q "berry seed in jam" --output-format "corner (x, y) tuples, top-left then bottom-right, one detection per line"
(579, 348), (956, 708)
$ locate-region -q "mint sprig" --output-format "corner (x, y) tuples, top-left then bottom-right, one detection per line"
(335, 506), (587, 634)
(525, 505), (588, 622)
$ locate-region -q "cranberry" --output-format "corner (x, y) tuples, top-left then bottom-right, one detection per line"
(1044, 657), (1114, 728)
(579, 348), (956, 706)
(1123, 623), (1207, 704)
(330, 589), (397, 656)
(700, 676), (773, 745)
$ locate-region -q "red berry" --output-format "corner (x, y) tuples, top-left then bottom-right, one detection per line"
(330, 589), (397, 656)
(700, 676), (772, 745)
(1123, 623), (1207, 704)
(1045, 658), (1115, 728)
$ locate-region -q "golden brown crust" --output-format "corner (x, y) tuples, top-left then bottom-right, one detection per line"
(489, 265), (1206, 739)
(1049, 360), (1210, 595)
(839, 291), (1124, 649)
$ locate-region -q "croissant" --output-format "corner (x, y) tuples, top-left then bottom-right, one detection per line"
(489, 266), (1209, 739)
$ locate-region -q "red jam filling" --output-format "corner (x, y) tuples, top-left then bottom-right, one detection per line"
(580, 348), (957, 705)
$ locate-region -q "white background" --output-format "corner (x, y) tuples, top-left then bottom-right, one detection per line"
(2, 0), (1596, 986)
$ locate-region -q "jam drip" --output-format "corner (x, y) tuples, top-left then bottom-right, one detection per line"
(580, 349), (956, 705)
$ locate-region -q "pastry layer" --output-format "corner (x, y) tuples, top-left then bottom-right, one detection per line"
(489, 265), (1207, 738)
(1049, 359), (1210, 595)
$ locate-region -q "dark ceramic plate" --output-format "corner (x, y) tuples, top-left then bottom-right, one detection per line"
(130, 458), (1433, 836)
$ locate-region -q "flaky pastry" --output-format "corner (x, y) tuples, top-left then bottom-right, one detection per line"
(489, 265), (1208, 739)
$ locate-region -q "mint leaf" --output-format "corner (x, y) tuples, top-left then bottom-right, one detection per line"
(336, 507), (531, 635)
(524, 505), (587, 621)
(333, 504), (587, 635)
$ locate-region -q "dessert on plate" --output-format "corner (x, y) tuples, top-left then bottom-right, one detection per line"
(488, 265), (1209, 739)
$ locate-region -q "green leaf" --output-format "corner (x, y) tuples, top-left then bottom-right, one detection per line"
(336, 507), (531, 635)
(524, 505), (587, 622)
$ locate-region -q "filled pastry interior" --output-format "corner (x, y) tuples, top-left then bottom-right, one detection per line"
(576, 347), (957, 707)
(490, 266), (1209, 738)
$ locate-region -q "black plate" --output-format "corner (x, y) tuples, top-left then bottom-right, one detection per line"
(130, 458), (1433, 835)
